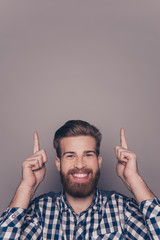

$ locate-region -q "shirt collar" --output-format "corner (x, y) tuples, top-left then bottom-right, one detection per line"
(56, 188), (102, 213)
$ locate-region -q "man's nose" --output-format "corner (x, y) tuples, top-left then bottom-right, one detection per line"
(74, 156), (86, 169)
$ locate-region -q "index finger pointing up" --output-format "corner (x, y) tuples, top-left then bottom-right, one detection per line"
(120, 128), (128, 149)
(33, 131), (40, 154)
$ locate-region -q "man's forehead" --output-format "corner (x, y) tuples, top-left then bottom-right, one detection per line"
(60, 136), (96, 150)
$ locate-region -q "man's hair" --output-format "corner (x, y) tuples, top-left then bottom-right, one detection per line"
(53, 120), (102, 158)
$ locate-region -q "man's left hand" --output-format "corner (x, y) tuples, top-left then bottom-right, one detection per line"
(115, 128), (139, 192)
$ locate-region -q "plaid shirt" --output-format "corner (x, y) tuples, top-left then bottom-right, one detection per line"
(0, 189), (160, 239)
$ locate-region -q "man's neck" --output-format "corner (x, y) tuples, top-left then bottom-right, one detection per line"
(65, 192), (95, 215)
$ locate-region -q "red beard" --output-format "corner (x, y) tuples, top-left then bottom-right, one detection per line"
(60, 167), (100, 198)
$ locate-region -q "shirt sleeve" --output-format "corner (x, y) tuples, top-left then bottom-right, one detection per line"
(0, 203), (42, 240)
(139, 197), (160, 239)
(124, 197), (160, 240)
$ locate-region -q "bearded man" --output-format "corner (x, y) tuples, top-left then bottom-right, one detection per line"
(0, 120), (160, 239)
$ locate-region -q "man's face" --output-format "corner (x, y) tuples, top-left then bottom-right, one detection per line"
(56, 136), (102, 198)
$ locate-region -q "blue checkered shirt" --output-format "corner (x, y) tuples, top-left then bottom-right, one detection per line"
(0, 189), (160, 239)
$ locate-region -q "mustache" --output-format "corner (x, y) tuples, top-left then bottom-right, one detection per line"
(67, 167), (93, 175)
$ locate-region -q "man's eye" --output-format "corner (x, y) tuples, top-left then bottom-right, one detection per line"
(86, 153), (93, 157)
(67, 155), (75, 158)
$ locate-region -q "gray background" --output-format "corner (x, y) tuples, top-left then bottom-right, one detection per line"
(0, 0), (160, 214)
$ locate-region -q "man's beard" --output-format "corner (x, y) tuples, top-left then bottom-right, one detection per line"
(60, 167), (100, 198)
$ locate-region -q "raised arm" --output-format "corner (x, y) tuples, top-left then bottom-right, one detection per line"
(115, 128), (154, 203)
(9, 131), (47, 209)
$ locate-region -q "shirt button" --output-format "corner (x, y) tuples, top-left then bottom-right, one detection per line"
(11, 214), (16, 219)
(150, 204), (154, 208)
(78, 223), (82, 228)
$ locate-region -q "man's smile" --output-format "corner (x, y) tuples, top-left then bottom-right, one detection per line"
(71, 172), (91, 182)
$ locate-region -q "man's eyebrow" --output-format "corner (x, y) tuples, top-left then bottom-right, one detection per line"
(63, 151), (75, 156)
(84, 150), (96, 154)
(62, 150), (96, 156)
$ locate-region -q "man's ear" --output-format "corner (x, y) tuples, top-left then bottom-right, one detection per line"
(55, 156), (61, 172)
(98, 154), (102, 168)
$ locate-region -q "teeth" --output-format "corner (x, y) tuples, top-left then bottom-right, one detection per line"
(73, 173), (88, 178)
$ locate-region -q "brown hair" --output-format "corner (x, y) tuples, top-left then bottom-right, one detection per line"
(53, 120), (102, 158)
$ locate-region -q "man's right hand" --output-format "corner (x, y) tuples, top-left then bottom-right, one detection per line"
(9, 132), (47, 209)
(21, 131), (47, 191)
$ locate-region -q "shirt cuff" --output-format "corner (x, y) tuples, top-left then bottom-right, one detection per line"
(0, 207), (27, 227)
(139, 197), (160, 220)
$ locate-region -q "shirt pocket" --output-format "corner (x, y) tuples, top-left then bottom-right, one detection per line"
(91, 227), (123, 240)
